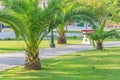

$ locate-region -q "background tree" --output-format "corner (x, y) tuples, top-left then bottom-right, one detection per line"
(56, 0), (97, 44)
(108, 0), (120, 26)
(48, 0), (64, 47)
(56, 0), (74, 44)
(86, 0), (120, 50)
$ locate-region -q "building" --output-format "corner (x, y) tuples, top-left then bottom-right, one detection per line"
(0, 2), (3, 10)
(39, 0), (48, 8)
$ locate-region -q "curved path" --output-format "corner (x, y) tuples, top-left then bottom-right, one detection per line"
(0, 41), (120, 71)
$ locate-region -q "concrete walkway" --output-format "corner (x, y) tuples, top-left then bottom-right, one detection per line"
(0, 41), (120, 71)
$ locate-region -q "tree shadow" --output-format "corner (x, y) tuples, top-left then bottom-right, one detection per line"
(0, 47), (120, 80)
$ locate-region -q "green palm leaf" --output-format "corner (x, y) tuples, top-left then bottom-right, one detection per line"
(0, 0), (62, 70)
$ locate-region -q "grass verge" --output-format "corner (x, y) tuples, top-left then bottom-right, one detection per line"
(0, 47), (120, 80)
(0, 39), (82, 53)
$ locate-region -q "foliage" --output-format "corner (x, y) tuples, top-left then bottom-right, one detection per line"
(54, 0), (98, 44)
(108, 0), (120, 24)
(87, 21), (120, 49)
(78, 0), (120, 50)
(0, 0), (63, 69)
(0, 0), (52, 48)
(76, 0), (109, 24)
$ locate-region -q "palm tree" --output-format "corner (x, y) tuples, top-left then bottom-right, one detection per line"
(56, 0), (73, 44)
(48, 0), (64, 47)
(0, 0), (61, 70)
(56, 0), (97, 44)
(87, 20), (120, 50)
(84, 0), (120, 50)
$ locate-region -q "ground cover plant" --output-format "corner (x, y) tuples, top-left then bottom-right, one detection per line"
(0, 47), (120, 80)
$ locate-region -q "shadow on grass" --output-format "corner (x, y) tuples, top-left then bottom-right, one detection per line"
(0, 47), (120, 80)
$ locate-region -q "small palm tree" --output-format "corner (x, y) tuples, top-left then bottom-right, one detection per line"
(0, 0), (61, 70)
(87, 21), (120, 50)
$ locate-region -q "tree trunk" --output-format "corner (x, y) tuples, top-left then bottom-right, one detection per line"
(96, 42), (103, 50)
(57, 32), (67, 44)
(25, 52), (41, 70)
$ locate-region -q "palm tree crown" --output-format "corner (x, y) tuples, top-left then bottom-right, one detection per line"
(0, 0), (62, 70)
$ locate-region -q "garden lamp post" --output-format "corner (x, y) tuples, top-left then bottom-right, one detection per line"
(50, 28), (55, 48)
(0, 2), (2, 32)
(0, 23), (2, 32)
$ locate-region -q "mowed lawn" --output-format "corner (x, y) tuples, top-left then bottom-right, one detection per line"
(0, 47), (120, 80)
(0, 39), (82, 53)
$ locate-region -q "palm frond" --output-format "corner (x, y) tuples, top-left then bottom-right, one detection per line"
(0, 11), (27, 38)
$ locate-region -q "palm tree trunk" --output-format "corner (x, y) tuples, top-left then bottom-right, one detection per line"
(25, 52), (41, 70)
(57, 32), (67, 44)
(96, 42), (103, 50)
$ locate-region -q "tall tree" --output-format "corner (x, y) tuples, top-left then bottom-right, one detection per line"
(0, 0), (61, 70)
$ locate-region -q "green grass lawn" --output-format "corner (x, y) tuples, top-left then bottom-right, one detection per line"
(0, 47), (120, 80)
(0, 39), (82, 53)
(0, 36), (118, 53)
